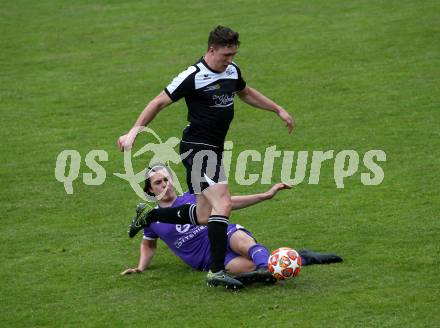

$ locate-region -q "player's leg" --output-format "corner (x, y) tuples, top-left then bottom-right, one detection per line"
(194, 193), (211, 225)
(192, 148), (244, 289)
(202, 183), (232, 274)
(228, 227), (343, 266)
(127, 182), (226, 235)
(225, 256), (255, 274)
(229, 229), (270, 269)
(227, 227), (275, 283)
(127, 202), (199, 238)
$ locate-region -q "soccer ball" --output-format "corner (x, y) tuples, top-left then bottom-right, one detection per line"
(268, 247), (302, 280)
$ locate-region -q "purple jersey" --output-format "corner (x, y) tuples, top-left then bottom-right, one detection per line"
(142, 192), (251, 271)
(143, 192), (212, 270)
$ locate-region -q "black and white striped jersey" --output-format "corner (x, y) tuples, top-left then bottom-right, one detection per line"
(164, 57), (246, 148)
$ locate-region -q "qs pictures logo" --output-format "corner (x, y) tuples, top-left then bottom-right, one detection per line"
(55, 128), (387, 198)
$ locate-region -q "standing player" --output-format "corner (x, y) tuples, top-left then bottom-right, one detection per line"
(118, 26), (294, 289)
(121, 165), (343, 284)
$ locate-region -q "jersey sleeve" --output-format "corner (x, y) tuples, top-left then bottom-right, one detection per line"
(143, 226), (158, 240)
(164, 66), (197, 102)
(233, 63), (246, 92)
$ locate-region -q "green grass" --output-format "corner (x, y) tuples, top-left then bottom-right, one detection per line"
(1, 0), (439, 327)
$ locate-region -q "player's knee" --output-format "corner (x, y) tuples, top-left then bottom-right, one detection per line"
(223, 198), (232, 215)
(214, 197), (232, 216)
(205, 186), (232, 215)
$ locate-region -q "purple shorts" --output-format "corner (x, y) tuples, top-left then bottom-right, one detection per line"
(223, 224), (256, 268)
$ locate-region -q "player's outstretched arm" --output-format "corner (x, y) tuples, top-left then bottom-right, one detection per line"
(237, 86), (294, 133)
(117, 91), (173, 151)
(120, 239), (157, 275)
(231, 183), (292, 210)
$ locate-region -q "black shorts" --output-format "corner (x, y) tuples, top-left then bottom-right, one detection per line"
(180, 141), (227, 194)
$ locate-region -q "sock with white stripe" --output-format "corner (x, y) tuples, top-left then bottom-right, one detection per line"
(147, 204), (198, 226)
(207, 215), (229, 273)
(248, 244), (270, 269)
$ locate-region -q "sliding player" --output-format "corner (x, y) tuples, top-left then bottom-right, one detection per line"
(121, 165), (343, 285)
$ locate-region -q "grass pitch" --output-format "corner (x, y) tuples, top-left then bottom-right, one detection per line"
(1, 0), (439, 327)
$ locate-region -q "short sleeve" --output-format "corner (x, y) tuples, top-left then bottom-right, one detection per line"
(164, 66), (197, 102)
(143, 226), (158, 240)
(233, 63), (246, 92)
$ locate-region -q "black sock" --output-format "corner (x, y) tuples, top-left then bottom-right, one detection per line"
(207, 215), (229, 273)
(147, 204), (198, 226)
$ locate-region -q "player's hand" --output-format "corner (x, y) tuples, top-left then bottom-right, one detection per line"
(117, 134), (130, 151)
(117, 127), (140, 151)
(120, 268), (142, 275)
(277, 108), (294, 134)
(265, 182), (292, 199)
